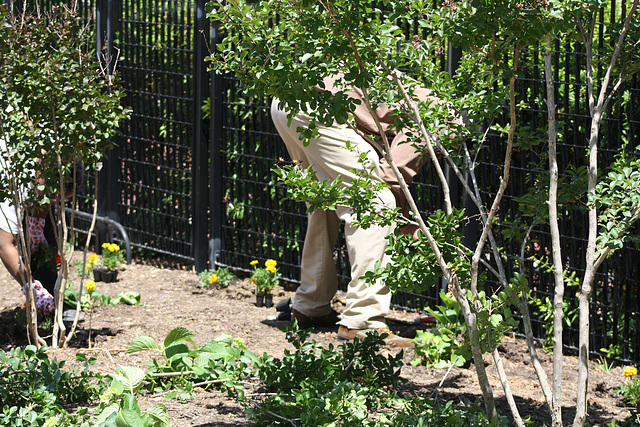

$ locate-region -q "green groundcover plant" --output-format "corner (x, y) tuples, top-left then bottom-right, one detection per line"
(0, 324), (511, 426)
(198, 267), (236, 289)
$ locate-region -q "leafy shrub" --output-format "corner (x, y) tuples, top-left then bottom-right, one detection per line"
(126, 326), (257, 399)
(92, 366), (170, 427)
(412, 291), (472, 368)
(248, 323), (504, 426)
(248, 323), (406, 425)
(0, 346), (106, 426)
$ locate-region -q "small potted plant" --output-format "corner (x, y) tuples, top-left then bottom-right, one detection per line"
(250, 259), (280, 308)
(92, 242), (124, 282)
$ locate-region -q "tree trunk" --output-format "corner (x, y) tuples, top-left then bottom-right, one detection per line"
(543, 34), (565, 427)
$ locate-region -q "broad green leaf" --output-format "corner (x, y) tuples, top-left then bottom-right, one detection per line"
(199, 340), (236, 362)
(214, 334), (234, 345)
(127, 336), (159, 353)
(94, 403), (120, 426)
(165, 342), (190, 361)
(145, 404), (171, 427)
(113, 366), (146, 394)
(164, 327), (195, 348)
(115, 409), (146, 427)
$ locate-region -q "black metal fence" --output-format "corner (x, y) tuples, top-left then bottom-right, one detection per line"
(24, 0), (640, 362)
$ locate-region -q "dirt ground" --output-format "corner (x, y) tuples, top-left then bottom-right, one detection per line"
(0, 258), (634, 426)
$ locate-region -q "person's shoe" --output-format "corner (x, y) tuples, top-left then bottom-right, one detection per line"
(337, 325), (414, 348)
(276, 297), (293, 312)
(291, 308), (340, 329)
(277, 310), (292, 321)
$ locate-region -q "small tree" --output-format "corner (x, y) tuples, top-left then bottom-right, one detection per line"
(208, 0), (640, 425)
(0, 4), (130, 348)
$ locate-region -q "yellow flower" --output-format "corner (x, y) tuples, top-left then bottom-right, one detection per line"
(266, 265), (277, 274)
(209, 273), (218, 284)
(250, 260), (259, 266)
(88, 254), (99, 265)
(265, 259), (277, 269)
(85, 280), (96, 291)
(624, 366), (638, 377)
(102, 242), (120, 252)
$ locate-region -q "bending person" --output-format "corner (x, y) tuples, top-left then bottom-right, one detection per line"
(271, 74), (450, 347)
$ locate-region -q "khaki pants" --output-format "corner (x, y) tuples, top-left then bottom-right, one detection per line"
(271, 98), (396, 330)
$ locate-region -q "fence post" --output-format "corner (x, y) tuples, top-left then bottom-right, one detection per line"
(193, 0), (210, 272)
(95, 0), (121, 243)
(208, 21), (224, 270)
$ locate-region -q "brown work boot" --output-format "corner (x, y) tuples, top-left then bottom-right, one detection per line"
(337, 325), (414, 348)
(292, 309), (340, 329)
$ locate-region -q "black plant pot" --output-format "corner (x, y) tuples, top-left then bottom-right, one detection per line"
(264, 293), (273, 308)
(255, 293), (265, 307)
(93, 268), (118, 283)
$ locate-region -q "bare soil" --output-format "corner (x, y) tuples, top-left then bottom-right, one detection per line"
(0, 259), (634, 426)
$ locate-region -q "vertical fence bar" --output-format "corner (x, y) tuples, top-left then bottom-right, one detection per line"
(96, 0), (121, 244)
(193, 0), (209, 271)
(209, 22), (224, 269)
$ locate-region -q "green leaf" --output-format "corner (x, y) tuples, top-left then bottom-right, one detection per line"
(164, 327), (195, 348)
(126, 336), (159, 353)
(145, 404), (171, 427)
(94, 403), (120, 426)
(115, 409), (146, 427)
(199, 340), (236, 363)
(113, 366), (146, 394)
(165, 342), (190, 361)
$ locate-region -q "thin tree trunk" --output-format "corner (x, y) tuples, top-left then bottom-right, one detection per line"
(451, 282), (498, 421)
(492, 348), (524, 426)
(543, 33), (565, 427)
(574, 3), (638, 423)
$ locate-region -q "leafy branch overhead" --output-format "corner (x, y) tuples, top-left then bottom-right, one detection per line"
(0, 6), (130, 208)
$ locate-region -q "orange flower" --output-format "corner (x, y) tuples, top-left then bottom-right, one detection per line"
(54, 254), (62, 265)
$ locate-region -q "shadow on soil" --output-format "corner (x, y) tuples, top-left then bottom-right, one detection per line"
(0, 307), (119, 349)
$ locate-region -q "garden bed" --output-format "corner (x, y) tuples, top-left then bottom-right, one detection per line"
(0, 259), (633, 426)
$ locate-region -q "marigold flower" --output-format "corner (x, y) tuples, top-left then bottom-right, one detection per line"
(54, 254), (62, 265)
(102, 242), (120, 252)
(266, 265), (277, 274)
(209, 273), (218, 284)
(85, 280), (96, 291)
(265, 259), (277, 269)
(624, 366), (638, 377)
(88, 254), (99, 263)
(250, 260), (259, 266)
